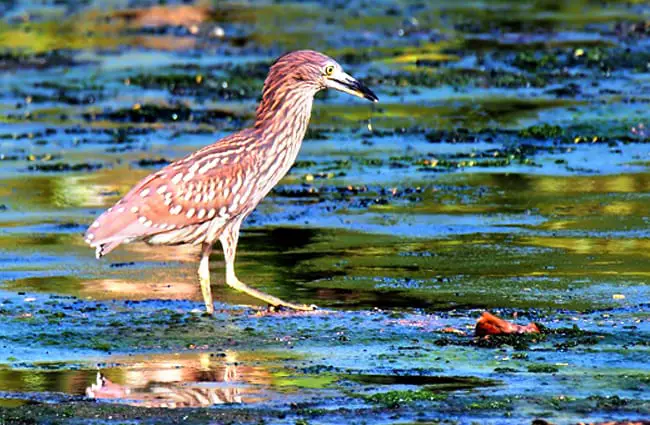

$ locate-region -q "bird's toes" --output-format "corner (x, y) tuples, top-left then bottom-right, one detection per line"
(259, 303), (322, 316)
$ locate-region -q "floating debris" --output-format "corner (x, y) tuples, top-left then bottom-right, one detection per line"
(475, 312), (540, 337)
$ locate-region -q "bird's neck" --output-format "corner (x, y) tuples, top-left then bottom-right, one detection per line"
(253, 82), (317, 145)
(249, 84), (317, 199)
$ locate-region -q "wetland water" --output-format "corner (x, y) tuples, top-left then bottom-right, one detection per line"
(1, 0), (649, 424)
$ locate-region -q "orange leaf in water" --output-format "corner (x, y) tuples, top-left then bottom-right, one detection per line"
(475, 312), (540, 337)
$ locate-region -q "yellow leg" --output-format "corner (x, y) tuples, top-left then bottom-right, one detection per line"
(198, 243), (214, 314)
(219, 223), (316, 311)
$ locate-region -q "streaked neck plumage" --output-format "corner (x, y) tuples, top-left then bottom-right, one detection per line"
(254, 74), (319, 145)
(249, 65), (321, 197)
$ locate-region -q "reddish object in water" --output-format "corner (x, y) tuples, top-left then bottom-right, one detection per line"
(475, 312), (540, 337)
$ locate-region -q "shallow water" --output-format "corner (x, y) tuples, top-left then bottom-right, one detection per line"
(1, 1), (650, 424)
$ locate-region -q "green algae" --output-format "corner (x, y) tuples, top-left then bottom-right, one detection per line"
(535, 394), (650, 415)
(27, 162), (103, 172)
(312, 98), (581, 130)
(0, 50), (78, 69)
(527, 364), (561, 374)
(508, 45), (650, 74)
(129, 73), (262, 100)
(467, 398), (514, 411)
(365, 67), (549, 89)
(364, 388), (448, 408)
(347, 374), (498, 391)
(518, 124), (564, 140)
(0, 402), (270, 425)
(273, 373), (337, 390)
(94, 104), (240, 124)
(477, 333), (546, 350)
(294, 225), (649, 311)
(0, 302), (268, 354)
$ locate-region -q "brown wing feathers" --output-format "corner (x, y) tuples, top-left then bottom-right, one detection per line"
(85, 132), (256, 258)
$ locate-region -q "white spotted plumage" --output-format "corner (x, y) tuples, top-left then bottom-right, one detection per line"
(83, 50), (378, 312)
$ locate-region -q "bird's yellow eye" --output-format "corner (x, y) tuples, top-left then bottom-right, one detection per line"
(324, 65), (335, 76)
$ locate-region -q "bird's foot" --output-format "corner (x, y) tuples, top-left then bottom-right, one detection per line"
(255, 303), (327, 317)
(225, 276), (319, 313)
(267, 303), (318, 313)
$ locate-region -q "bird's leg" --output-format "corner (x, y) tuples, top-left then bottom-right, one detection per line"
(219, 223), (316, 311)
(198, 242), (215, 314)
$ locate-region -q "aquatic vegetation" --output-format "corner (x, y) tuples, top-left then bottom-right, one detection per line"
(129, 72), (262, 100)
(135, 158), (170, 168)
(364, 388), (448, 408)
(0, 50), (79, 70)
(27, 162), (104, 172)
(519, 124), (564, 140)
(527, 364), (560, 374)
(93, 104), (241, 124)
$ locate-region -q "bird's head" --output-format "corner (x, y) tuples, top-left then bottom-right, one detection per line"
(264, 50), (379, 103)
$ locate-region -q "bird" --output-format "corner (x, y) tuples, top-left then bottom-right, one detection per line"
(84, 50), (378, 314)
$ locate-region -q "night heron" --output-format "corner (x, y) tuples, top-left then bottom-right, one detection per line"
(84, 50), (378, 313)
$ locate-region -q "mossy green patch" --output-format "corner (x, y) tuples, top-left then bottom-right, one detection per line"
(93, 104), (240, 124)
(527, 364), (560, 373)
(128, 73), (261, 100)
(518, 124), (564, 139)
(27, 162), (103, 172)
(364, 388), (448, 408)
(365, 67), (549, 89)
(272, 373), (337, 389)
(467, 398), (513, 410)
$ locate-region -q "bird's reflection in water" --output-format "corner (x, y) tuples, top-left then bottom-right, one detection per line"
(85, 352), (268, 407)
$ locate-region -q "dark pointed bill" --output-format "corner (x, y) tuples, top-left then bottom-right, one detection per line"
(348, 79), (379, 102)
(333, 78), (379, 102)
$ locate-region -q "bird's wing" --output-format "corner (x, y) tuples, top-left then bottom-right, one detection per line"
(85, 131), (259, 255)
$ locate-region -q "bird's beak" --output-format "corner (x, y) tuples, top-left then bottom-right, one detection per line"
(327, 72), (378, 102)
